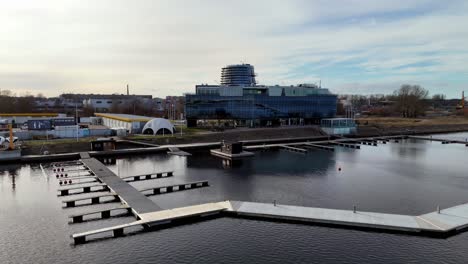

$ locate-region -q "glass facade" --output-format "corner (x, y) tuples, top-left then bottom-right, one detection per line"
(185, 94), (337, 121)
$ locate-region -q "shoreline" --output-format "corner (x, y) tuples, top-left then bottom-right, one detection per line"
(5, 124), (468, 164)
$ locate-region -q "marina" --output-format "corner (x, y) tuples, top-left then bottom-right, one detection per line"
(3, 132), (468, 263)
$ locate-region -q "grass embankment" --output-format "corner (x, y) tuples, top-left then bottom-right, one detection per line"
(357, 116), (468, 128)
(21, 137), (97, 147)
(124, 127), (208, 140)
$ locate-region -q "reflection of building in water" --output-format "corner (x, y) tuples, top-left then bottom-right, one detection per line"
(390, 138), (428, 158)
(0, 164), (22, 190)
(98, 157), (116, 165)
(186, 148), (337, 175)
(222, 158), (243, 168)
(320, 118), (356, 135)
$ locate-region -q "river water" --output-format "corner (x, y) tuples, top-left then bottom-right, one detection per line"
(1, 133), (468, 263)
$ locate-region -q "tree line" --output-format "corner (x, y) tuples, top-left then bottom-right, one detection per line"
(0, 90), (38, 113)
(340, 84), (458, 118)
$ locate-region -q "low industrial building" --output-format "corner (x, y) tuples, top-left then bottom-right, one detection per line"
(320, 118), (357, 135)
(95, 113), (153, 134)
(0, 113), (62, 127)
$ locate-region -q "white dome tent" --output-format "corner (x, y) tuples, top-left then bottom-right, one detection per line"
(142, 118), (175, 135)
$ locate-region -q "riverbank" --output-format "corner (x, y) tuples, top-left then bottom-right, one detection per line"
(356, 116), (468, 137)
(19, 120), (468, 156)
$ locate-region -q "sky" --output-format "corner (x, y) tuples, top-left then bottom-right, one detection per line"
(1, 0), (467, 99)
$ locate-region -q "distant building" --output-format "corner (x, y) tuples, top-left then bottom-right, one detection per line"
(164, 96), (185, 120)
(0, 113), (63, 127)
(185, 64), (337, 127)
(82, 94), (154, 113)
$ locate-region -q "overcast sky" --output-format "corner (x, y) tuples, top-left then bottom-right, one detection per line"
(1, 0), (467, 98)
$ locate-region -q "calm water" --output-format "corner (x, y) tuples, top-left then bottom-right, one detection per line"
(1, 133), (468, 264)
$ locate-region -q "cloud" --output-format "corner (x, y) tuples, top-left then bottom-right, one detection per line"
(0, 0), (467, 98)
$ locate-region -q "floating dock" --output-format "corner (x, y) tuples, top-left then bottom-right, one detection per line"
(80, 157), (162, 215)
(408, 136), (468, 146)
(167, 147), (192, 156)
(210, 149), (255, 159)
(72, 200), (468, 244)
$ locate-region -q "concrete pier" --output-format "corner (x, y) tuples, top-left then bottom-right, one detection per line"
(121, 171), (174, 182)
(72, 202), (230, 244)
(302, 143), (334, 152)
(62, 193), (120, 208)
(167, 147), (192, 156)
(280, 145), (308, 153)
(80, 157), (162, 214)
(409, 136), (468, 146)
(58, 183), (109, 196)
(332, 142), (361, 149)
(72, 200), (468, 244)
(69, 206), (132, 223)
(210, 149), (255, 159)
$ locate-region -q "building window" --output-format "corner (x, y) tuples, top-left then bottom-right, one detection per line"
(96, 101), (102, 104)
(107, 101), (112, 104)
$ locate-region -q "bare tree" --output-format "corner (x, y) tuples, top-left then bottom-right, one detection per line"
(394, 84), (429, 118)
(432, 94), (446, 101)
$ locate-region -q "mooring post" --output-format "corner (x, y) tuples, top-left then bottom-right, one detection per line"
(437, 206), (441, 214)
(274, 200), (276, 206)
(353, 205), (356, 213)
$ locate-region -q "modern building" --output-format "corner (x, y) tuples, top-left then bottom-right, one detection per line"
(95, 113), (153, 134)
(221, 64), (256, 86)
(185, 64), (337, 127)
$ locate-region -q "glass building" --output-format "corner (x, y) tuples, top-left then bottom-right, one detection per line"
(185, 65), (337, 127)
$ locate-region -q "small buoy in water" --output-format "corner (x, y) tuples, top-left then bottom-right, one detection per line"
(68, 180), (72, 184)
(53, 169), (56, 172)
(59, 181), (62, 185)
(65, 174), (68, 177)
(61, 168), (64, 172)
(56, 175), (59, 178)
(338, 167), (342, 171)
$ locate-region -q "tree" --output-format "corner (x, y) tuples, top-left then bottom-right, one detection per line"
(393, 84), (429, 118)
(432, 94), (446, 101)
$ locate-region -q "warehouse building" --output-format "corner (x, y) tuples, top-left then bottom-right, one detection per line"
(95, 113), (153, 134)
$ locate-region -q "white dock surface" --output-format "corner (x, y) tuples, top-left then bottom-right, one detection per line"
(73, 200), (468, 243)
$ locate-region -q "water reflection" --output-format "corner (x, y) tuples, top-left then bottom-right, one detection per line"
(0, 164), (21, 190)
(390, 139), (428, 158)
(186, 149), (337, 176)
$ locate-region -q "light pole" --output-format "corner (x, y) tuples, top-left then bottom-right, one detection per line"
(75, 102), (79, 142)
